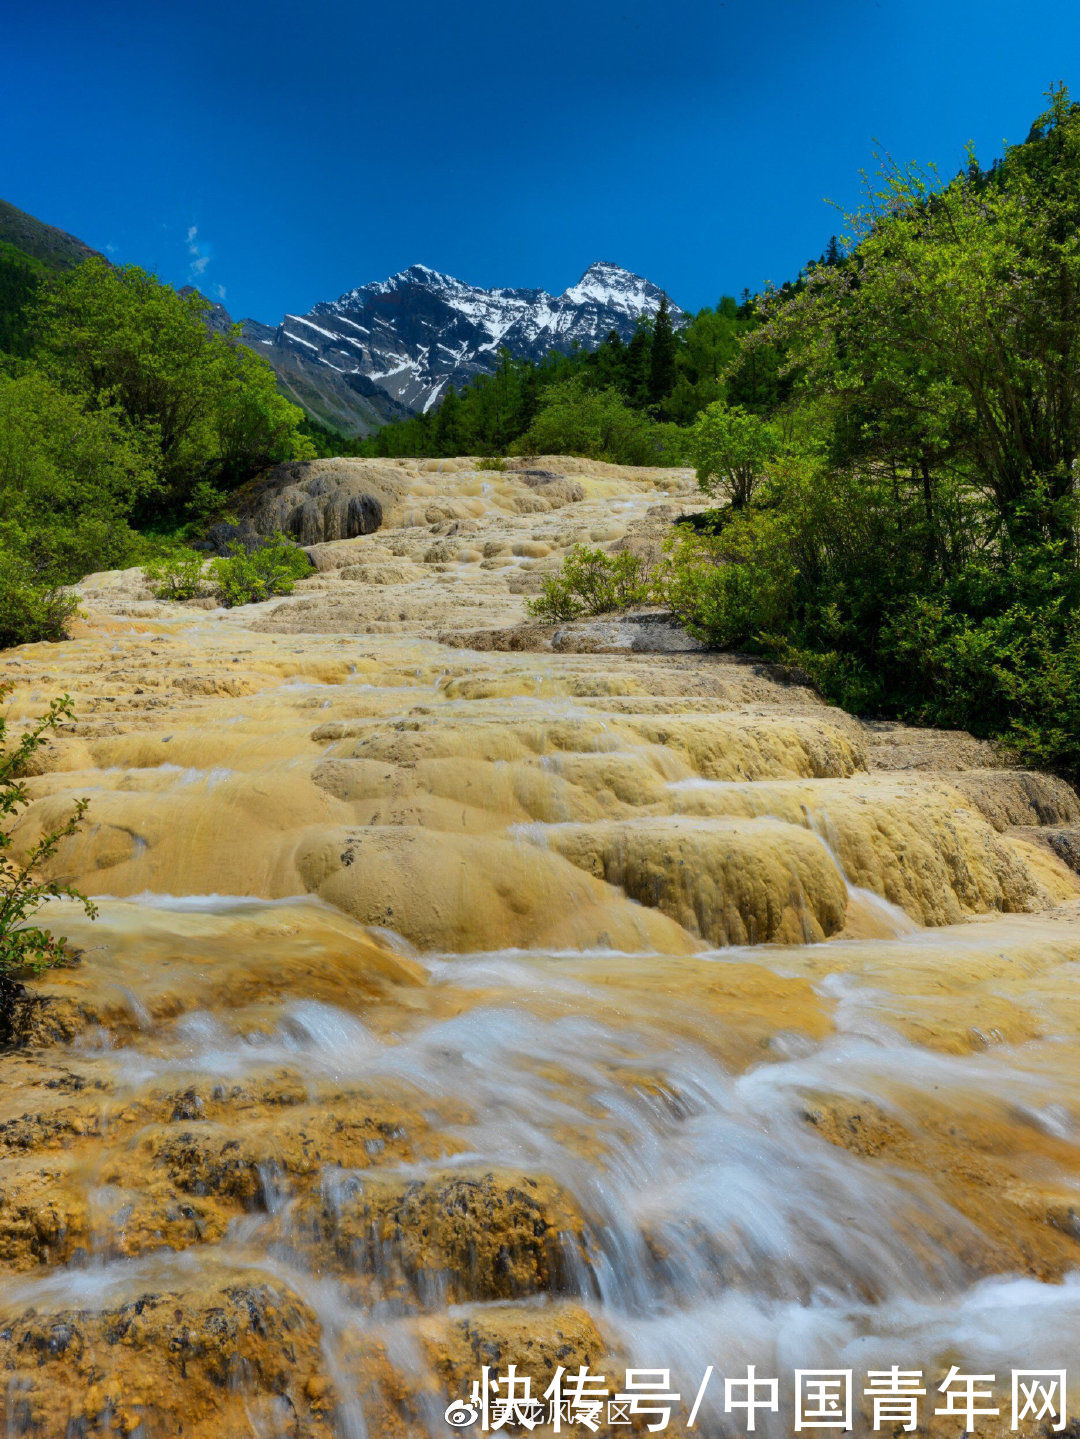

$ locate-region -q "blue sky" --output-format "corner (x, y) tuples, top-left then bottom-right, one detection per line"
(6, 1), (1080, 321)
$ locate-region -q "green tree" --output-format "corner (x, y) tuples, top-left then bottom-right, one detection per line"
(367, 297), (766, 460)
(516, 379), (663, 465)
(757, 85), (1080, 546)
(624, 320), (652, 407)
(0, 368), (154, 638)
(660, 90), (1080, 780)
(590, 330), (628, 392)
(689, 401), (779, 507)
(435, 383), (462, 451)
(648, 292), (678, 406)
(0, 242), (47, 360)
(678, 305), (738, 389)
(34, 259), (311, 512)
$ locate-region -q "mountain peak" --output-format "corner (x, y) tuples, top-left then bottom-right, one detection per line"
(560, 261), (668, 312)
(580, 260), (638, 279)
(398, 263), (456, 287)
(250, 259), (679, 430)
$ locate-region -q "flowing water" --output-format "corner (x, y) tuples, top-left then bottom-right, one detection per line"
(4, 456), (1080, 1436)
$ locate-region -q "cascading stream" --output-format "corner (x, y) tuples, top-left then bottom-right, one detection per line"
(4, 457), (1080, 1436)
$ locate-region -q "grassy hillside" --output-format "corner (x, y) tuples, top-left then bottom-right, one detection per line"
(0, 198), (101, 271)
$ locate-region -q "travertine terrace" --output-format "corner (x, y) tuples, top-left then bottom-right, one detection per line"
(4, 457), (1080, 1435)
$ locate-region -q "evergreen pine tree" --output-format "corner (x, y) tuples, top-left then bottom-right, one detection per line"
(648, 293), (677, 405)
(434, 385), (461, 454)
(650, 292), (675, 405)
(592, 330), (627, 391)
(624, 321), (652, 408)
(519, 363), (543, 430)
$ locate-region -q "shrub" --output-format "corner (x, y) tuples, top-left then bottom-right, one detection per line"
(527, 545), (654, 622)
(0, 367), (150, 652)
(1, 684), (97, 988)
(657, 506), (798, 646)
(185, 480), (231, 524)
(658, 445), (1080, 780)
(688, 402), (779, 507)
(650, 421), (694, 467)
(144, 545), (207, 601)
(477, 455), (508, 471)
(0, 547), (79, 649)
(210, 534), (312, 607)
(515, 379), (672, 467)
(868, 582), (1080, 777)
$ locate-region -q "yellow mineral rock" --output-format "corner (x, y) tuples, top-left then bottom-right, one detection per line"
(3, 456), (1080, 1436)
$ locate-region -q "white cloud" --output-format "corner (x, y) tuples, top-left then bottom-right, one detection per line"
(186, 224), (212, 282)
(214, 283), (227, 301)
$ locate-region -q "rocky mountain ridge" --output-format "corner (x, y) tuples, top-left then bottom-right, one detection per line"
(235, 259), (682, 434)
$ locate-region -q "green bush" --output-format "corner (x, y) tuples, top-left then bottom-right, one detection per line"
(658, 511), (797, 646)
(866, 570), (1080, 775)
(658, 447), (1080, 779)
(515, 379), (674, 467)
(0, 368), (153, 651)
(144, 545), (207, 601)
(210, 534), (312, 607)
(477, 455), (508, 471)
(185, 480), (231, 524)
(0, 557), (79, 649)
(649, 421), (694, 466)
(1, 684), (97, 982)
(688, 401), (779, 507)
(527, 545), (654, 622)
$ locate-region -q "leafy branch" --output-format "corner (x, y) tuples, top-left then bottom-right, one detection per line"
(0, 682), (97, 975)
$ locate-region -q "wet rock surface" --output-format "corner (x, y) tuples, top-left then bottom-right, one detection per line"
(4, 456), (1080, 1434)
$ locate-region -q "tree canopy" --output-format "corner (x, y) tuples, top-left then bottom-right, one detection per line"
(0, 254), (313, 645)
(663, 85), (1080, 777)
(34, 259), (311, 512)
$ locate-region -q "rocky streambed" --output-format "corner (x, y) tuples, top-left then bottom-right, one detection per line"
(4, 456), (1080, 1436)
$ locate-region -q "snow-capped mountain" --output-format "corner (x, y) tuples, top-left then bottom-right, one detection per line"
(239, 261), (681, 434)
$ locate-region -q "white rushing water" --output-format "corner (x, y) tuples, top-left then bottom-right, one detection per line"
(6, 925), (1080, 1436)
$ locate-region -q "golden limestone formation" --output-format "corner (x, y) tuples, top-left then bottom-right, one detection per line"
(3, 457), (1080, 1435)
